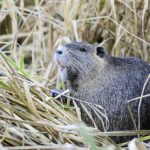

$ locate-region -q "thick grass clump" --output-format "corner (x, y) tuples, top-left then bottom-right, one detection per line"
(0, 50), (118, 149)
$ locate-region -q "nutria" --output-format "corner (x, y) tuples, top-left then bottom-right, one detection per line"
(55, 42), (150, 142)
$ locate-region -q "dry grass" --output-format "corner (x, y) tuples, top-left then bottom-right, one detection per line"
(0, 49), (117, 149)
(0, 0), (150, 149)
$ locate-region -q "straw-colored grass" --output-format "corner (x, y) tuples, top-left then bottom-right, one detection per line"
(0, 49), (118, 149)
(0, 0), (150, 149)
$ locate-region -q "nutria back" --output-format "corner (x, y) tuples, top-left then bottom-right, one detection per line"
(55, 42), (150, 142)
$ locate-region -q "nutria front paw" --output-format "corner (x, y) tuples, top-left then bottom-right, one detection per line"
(51, 89), (67, 102)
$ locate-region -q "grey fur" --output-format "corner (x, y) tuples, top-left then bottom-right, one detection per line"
(56, 42), (150, 142)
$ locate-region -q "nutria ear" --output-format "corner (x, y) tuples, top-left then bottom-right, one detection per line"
(96, 46), (107, 58)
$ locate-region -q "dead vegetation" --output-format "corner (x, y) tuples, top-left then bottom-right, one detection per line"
(0, 0), (150, 149)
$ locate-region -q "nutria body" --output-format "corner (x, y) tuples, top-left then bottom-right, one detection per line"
(55, 42), (150, 142)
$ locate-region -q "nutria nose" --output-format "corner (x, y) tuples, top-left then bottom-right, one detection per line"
(56, 50), (63, 55)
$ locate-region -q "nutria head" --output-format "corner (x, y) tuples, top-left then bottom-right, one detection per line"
(55, 42), (107, 83)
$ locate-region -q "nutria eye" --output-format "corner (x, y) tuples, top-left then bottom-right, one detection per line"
(79, 48), (86, 52)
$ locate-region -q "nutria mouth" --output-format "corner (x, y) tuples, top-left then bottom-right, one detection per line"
(57, 59), (65, 71)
